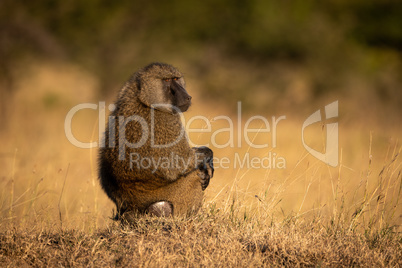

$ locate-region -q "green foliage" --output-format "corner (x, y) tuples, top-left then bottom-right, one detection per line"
(1, 0), (402, 108)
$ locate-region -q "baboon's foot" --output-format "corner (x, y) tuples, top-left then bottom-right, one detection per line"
(197, 169), (211, 191)
(194, 146), (214, 190)
(146, 201), (173, 217)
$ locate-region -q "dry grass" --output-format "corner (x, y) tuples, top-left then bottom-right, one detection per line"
(0, 61), (401, 266)
(1, 213), (401, 267)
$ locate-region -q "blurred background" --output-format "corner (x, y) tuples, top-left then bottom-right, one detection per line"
(0, 0), (401, 229)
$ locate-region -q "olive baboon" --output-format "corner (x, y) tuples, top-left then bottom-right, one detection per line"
(99, 62), (214, 221)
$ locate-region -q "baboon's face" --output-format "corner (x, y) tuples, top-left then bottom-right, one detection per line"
(138, 64), (192, 114)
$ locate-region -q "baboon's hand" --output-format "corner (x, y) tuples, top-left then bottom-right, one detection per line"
(193, 146), (214, 190)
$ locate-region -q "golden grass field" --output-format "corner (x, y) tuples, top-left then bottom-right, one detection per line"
(0, 62), (401, 266)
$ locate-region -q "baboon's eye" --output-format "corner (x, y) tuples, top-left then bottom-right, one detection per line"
(173, 77), (178, 81)
(164, 78), (171, 82)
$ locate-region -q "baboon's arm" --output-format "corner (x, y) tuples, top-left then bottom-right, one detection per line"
(151, 146), (214, 188)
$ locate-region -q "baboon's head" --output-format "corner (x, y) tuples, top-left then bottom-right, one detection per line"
(136, 63), (192, 114)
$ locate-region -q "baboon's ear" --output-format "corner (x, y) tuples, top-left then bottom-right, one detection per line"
(134, 75), (142, 91)
(138, 86), (152, 107)
(137, 74), (152, 107)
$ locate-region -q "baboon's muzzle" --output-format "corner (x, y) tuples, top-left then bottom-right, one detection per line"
(172, 80), (192, 112)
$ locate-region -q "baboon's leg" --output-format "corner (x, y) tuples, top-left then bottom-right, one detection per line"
(146, 171), (204, 217)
